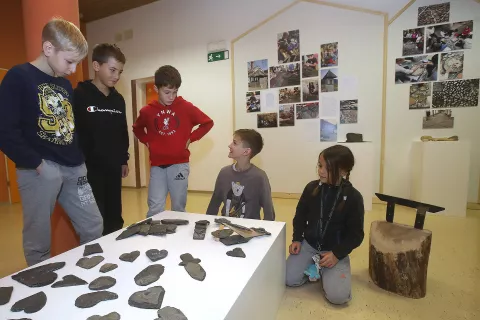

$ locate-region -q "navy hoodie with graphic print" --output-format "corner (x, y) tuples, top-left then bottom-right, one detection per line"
(73, 80), (129, 167)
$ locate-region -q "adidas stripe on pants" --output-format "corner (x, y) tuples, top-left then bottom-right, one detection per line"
(147, 162), (190, 217)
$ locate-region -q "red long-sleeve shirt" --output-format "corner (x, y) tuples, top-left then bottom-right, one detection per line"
(132, 97), (213, 166)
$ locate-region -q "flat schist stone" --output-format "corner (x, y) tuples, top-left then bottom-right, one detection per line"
(149, 224), (168, 236)
(195, 220), (210, 226)
(157, 306), (188, 320)
(211, 229), (233, 239)
(138, 224), (151, 236)
(184, 262), (206, 282)
(251, 227), (271, 236)
(75, 291), (118, 308)
(100, 263), (118, 273)
(87, 312), (121, 320)
(127, 218), (152, 229)
(76, 256), (105, 269)
(11, 262), (65, 287)
(83, 243), (103, 256)
(51, 275), (87, 288)
(220, 235), (251, 246)
(178, 253), (201, 266)
(146, 249), (168, 262)
(227, 248), (246, 258)
(160, 219), (189, 226)
(116, 224), (141, 240)
(0, 286), (14, 305)
(135, 264), (165, 286)
(119, 251), (140, 262)
(89, 276), (116, 290)
(10, 291), (47, 314)
(128, 286), (165, 309)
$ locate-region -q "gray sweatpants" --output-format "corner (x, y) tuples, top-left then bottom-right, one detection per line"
(16, 160), (103, 266)
(147, 163), (190, 217)
(286, 240), (352, 305)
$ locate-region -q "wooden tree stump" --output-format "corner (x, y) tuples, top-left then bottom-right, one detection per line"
(369, 221), (432, 299)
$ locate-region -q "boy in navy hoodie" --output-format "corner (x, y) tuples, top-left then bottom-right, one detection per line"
(133, 65), (214, 217)
(73, 44), (129, 235)
(0, 18), (103, 266)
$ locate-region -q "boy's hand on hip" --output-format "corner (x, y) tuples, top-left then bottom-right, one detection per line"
(121, 165), (129, 178)
(186, 139), (191, 149)
(36, 160), (44, 174)
(319, 251), (339, 268)
(289, 241), (302, 255)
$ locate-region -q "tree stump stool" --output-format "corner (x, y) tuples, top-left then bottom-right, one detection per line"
(370, 193), (444, 299)
(369, 221), (432, 299)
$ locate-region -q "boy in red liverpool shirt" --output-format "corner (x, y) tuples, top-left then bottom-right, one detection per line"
(133, 65), (214, 217)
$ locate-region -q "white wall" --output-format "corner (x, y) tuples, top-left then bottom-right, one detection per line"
(384, 0), (480, 202)
(86, 0), (298, 189)
(234, 1), (385, 194)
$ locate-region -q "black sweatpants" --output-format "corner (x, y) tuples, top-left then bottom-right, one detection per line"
(86, 164), (124, 235)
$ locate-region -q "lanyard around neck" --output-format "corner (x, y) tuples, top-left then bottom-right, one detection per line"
(318, 181), (343, 250)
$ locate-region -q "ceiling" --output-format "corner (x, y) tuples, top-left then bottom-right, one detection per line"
(79, 0), (160, 22)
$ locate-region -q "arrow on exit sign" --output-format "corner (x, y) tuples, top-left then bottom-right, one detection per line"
(208, 50), (229, 62)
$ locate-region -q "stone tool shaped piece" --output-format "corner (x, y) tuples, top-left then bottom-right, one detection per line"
(160, 219), (189, 225)
(0, 286), (13, 305)
(75, 291), (118, 308)
(193, 220), (210, 240)
(178, 253), (201, 266)
(116, 224), (141, 240)
(119, 250), (140, 262)
(220, 235), (251, 246)
(134, 264), (165, 286)
(128, 286), (165, 309)
(211, 228), (234, 239)
(226, 248), (246, 258)
(89, 276), (117, 290)
(100, 263), (118, 273)
(77, 256), (105, 269)
(184, 262), (206, 281)
(83, 243), (103, 256)
(51, 275), (88, 288)
(87, 312), (121, 320)
(157, 306), (188, 320)
(146, 249), (168, 262)
(11, 262), (65, 287)
(10, 291), (47, 314)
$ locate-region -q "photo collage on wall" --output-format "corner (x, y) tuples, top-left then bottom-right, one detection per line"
(246, 29), (359, 142)
(397, 2), (479, 130)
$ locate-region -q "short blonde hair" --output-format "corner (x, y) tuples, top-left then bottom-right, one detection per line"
(42, 17), (88, 59)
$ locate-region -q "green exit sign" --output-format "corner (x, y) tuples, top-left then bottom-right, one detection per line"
(208, 50), (229, 62)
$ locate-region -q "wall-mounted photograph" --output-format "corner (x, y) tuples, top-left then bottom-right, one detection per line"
(247, 59), (268, 91)
(257, 113), (278, 128)
(402, 28), (425, 56)
(320, 42), (338, 68)
(302, 79), (319, 102)
(320, 119), (337, 142)
(395, 54), (438, 84)
(302, 53), (319, 78)
(432, 79), (479, 108)
(321, 68), (338, 92)
(277, 29), (300, 64)
(246, 91), (261, 113)
(439, 52), (464, 81)
(279, 86), (301, 104)
(417, 2), (450, 26)
(269, 63), (300, 88)
(296, 103), (319, 119)
(279, 105), (295, 127)
(422, 109), (454, 129)
(425, 20), (473, 53)
(340, 100), (358, 124)
(409, 83), (431, 109)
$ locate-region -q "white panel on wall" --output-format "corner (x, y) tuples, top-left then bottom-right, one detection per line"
(385, 0), (480, 202)
(233, 1), (385, 195)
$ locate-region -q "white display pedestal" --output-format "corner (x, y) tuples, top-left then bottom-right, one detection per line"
(410, 141), (470, 217)
(338, 142), (375, 211)
(0, 211), (286, 320)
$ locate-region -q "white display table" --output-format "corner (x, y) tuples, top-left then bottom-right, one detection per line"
(338, 142), (375, 211)
(0, 211), (287, 320)
(410, 141), (470, 217)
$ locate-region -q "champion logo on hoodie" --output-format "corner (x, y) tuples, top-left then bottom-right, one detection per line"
(87, 106), (122, 114)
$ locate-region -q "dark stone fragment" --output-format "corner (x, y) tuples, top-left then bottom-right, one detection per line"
(157, 306), (188, 320)
(160, 219), (189, 225)
(127, 218), (152, 229)
(184, 262), (206, 281)
(83, 243), (103, 256)
(220, 235), (251, 246)
(100, 263), (118, 273)
(51, 275), (87, 288)
(89, 276), (116, 290)
(214, 218), (230, 224)
(75, 291), (118, 308)
(128, 286), (165, 309)
(227, 248), (246, 258)
(119, 251), (140, 262)
(76, 256), (105, 269)
(116, 225), (141, 240)
(11, 262), (65, 287)
(135, 264), (165, 286)
(151, 220), (162, 225)
(7, 318), (32, 320)
(195, 220), (210, 226)
(149, 224), (168, 236)
(251, 227), (271, 236)
(86, 312), (121, 320)
(146, 249), (168, 262)
(138, 224), (151, 236)
(211, 229), (234, 239)
(166, 225), (177, 234)
(10, 291), (47, 314)
(178, 253), (201, 266)
(0, 286), (13, 305)
(193, 220), (210, 240)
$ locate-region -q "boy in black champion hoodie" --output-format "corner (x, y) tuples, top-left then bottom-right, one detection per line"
(73, 44), (129, 235)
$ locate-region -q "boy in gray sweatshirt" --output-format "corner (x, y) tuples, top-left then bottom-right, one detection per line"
(206, 129), (275, 220)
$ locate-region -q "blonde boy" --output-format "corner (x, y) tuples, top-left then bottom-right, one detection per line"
(0, 18), (103, 266)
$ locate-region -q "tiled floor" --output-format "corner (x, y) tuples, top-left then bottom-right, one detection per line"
(0, 188), (479, 319)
